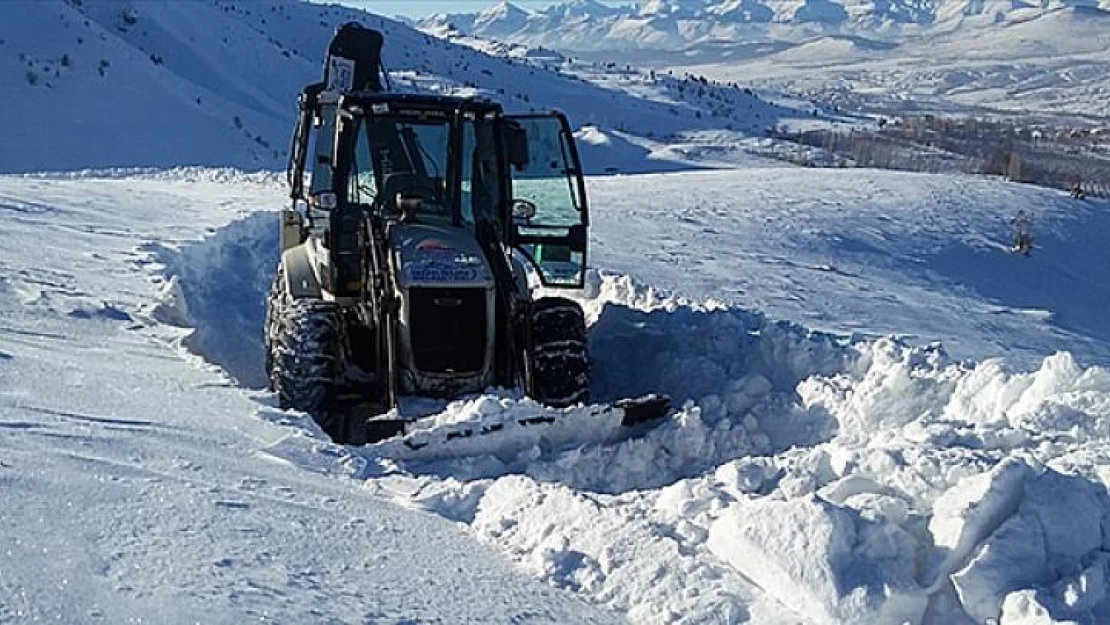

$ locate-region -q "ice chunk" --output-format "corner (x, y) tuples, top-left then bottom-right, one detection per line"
(951, 514), (1047, 625)
(1000, 590), (1079, 625)
(707, 495), (925, 624)
(927, 458), (1030, 586)
(942, 465), (1109, 624)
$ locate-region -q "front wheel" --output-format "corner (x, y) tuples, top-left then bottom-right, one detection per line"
(268, 295), (348, 439)
(528, 297), (590, 407)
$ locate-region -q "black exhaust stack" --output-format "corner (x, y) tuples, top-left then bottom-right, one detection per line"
(324, 22), (385, 93)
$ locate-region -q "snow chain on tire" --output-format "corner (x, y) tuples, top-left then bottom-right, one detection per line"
(267, 283), (344, 437)
(263, 266), (286, 390)
(529, 297), (590, 407)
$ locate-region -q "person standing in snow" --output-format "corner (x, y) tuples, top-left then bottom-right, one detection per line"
(1011, 210), (1034, 256)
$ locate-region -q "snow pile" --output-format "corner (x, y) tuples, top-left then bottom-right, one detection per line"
(707, 495), (926, 624)
(367, 292), (1110, 623)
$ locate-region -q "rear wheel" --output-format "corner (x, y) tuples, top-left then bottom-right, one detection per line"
(529, 297), (590, 407)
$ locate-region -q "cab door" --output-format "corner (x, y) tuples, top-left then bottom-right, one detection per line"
(504, 113), (589, 289)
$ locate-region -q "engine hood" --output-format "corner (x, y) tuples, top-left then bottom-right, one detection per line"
(391, 223), (494, 288)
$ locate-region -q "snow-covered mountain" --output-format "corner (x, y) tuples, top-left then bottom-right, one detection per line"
(419, 0), (1110, 120)
(419, 0), (1110, 50)
(0, 0), (814, 174)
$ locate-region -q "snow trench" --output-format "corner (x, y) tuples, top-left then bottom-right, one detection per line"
(148, 211), (277, 389)
(153, 213), (1110, 625)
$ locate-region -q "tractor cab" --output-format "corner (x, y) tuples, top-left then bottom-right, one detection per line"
(288, 90), (590, 299)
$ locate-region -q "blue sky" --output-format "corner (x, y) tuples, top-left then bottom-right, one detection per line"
(342, 1), (626, 18)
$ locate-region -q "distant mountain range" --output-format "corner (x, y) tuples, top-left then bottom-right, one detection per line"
(417, 0), (1110, 51)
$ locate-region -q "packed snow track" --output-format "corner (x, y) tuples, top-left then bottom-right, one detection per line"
(5, 169), (1110, 624)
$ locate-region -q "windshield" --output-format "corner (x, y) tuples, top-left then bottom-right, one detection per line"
(349, 116), (451, 219)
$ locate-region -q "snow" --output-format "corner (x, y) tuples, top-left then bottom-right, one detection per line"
(0, 172), (621, 624)
(5, 2), (1110, 623)
(6, 164), (1110, 623)
(707, 495), (926, 624)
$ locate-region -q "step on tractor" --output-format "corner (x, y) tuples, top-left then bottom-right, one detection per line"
(265, 23), (668, 445)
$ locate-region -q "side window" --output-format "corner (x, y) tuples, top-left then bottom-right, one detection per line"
(350, 121), (377, 206)
(512, 118), (581, 228)
(509, 115), (587, 288)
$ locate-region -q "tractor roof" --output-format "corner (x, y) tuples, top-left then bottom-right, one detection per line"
(336, 92), (504, 117)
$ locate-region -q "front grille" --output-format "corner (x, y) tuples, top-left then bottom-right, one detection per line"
(408, 287), (487, 373)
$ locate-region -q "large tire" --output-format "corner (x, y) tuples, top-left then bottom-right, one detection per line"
(529, 297), (590, 407)
(268, 290), (345, 438)
(263, 266), (286, 390)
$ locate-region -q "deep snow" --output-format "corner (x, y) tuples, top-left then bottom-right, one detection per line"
(4, 167), (1110, 624)
(0, 170), (624, 623)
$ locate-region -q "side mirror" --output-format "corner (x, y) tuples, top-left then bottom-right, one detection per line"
(511, 198), (537, 223)
(395, 193), (422, 222)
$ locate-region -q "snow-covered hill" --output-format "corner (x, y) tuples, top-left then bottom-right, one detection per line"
(673, 6), (1110, 118)
(0, 0), (816, 175)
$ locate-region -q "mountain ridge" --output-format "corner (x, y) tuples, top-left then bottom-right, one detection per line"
(419, 0), (1110, 51)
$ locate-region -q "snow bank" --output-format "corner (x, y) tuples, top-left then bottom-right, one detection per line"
(158, 218), (1110, 623)
(148, 211), (277, 388)
(157, 216), (1110, 623)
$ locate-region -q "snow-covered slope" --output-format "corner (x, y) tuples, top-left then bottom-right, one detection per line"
(5, 165), (1110, 624)
(0, 0), (813, 175)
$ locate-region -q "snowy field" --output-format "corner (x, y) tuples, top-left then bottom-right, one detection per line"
(3, 167), (1110, 624)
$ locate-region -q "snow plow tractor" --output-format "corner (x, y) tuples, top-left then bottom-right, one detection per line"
(265, 23), (669, 445)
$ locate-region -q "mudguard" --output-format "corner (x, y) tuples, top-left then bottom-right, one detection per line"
(281, 243), (324, 300)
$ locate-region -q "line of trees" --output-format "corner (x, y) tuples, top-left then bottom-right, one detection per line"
(768, 115), (1110, 198)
